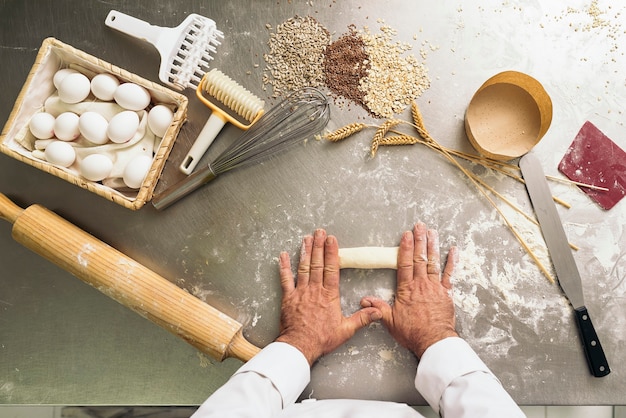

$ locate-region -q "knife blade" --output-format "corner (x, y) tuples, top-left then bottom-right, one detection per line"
(519, 152), (610, 377)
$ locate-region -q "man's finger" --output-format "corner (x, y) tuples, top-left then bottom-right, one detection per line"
(347, 307), (383, 332)
(413, 222), (428, 279)
(426, 229), (442, 281)
(309, 229), (326, 285)
(442, 246), (458, 290)
(361, 297), (393, 327)
(296, 235), (314, 287)
(279, 251), (295, 294)
(323, 235), (340, 289)
(397, 230), (414, 289)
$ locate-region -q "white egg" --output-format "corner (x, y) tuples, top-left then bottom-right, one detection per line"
(147, 105), (174, 137)
(53, 68), (78, 90)
(79, 112), (109, 145)
(29, 112), (56, 139)
(114, 83), (151, 111)
(58, 72), (91, 104)
(54, 112), (80, 141)
(80, 154), (113, 182)
(107, 111), (139, 143)
(44, 141), (76, 167)
(123, 154), (153, 189)
(91, 73), (120, 101)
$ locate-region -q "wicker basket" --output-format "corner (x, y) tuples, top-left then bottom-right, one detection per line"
(0, 38), (188, 210)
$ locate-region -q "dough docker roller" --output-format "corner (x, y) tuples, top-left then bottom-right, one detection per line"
(0, 193), (402, 363)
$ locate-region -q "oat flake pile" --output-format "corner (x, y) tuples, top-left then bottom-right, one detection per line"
(263, 16), (431, 118)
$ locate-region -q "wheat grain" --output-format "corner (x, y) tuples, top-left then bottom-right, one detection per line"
(324, 123), (368, 142)
(411, 101), (426, 132)
(378, 135), (420, 146)
(370, 119), (403, 157)
(372, 119), (402, 143)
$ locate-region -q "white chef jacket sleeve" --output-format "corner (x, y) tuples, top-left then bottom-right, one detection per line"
(191, 342), (310, 418)
(415, 337), (525, 418)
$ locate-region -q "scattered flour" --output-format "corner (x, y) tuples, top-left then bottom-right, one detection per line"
(76, 243), (96, 268)
(452, 194), (574, 359)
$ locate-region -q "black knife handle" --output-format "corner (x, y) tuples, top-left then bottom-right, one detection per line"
(574, 307), (610, 377)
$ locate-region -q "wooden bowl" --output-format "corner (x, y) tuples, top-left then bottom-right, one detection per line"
(464, 71), (552, 161)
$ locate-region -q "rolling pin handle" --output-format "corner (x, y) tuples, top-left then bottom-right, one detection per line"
(0, 193), (24, 224)
(227, 330), (262, 362)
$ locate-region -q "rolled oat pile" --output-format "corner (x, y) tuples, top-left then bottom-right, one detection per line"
(358, 23), (430, 118)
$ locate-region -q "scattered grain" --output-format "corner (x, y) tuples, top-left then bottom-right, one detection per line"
(553, 1), (624, 54)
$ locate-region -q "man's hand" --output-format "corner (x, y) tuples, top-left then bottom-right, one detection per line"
(362, 222), (458, 358)
(276, 229), (383, 365)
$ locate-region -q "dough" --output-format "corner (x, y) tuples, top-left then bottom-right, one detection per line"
(338, 247), (399, 270)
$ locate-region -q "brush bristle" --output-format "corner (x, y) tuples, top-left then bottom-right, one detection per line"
(201, 69), (265, 122)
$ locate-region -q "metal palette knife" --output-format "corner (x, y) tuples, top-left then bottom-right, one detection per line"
(520, 152), (610, 377)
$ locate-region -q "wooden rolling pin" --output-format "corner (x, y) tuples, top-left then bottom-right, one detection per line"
(0, 193), (261, 363)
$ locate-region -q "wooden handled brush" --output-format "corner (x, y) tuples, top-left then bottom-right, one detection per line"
(0, 193), (261, 362)
(179, 69), (265, 175)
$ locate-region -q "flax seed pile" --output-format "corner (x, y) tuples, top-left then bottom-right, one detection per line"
(263, 16), (430, 118)
(322, 25), (371, 113)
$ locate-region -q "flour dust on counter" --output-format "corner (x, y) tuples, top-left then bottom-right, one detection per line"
(452, 204), (573, 359)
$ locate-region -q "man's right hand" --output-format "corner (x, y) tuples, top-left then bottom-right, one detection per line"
(361, 222), (458, 358)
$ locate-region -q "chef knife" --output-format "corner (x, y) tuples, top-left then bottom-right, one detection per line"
(519, 152), (610, 377)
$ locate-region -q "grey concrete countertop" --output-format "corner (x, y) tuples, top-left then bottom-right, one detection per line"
(1, 0), (625, 406)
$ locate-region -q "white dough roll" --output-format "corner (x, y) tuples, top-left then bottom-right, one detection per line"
(338, 247), (399, 270)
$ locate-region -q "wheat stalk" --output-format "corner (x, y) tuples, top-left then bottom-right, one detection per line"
(371, 135), (419, 156)
(370, 119), (403, 157)
(411, 101), (427, 133)
(324, 123), (368, 142)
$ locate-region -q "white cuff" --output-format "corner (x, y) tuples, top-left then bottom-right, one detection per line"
(415, 337), (494, 414)
(236, 341), (311, 407)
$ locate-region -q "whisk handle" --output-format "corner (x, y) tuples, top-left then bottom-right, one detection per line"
(152, 166), (217, 210)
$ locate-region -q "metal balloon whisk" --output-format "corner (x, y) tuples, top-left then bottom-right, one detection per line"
(153, 87), (330, 210)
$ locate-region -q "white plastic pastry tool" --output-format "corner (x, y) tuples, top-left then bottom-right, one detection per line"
(105, 10), (223, 90)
